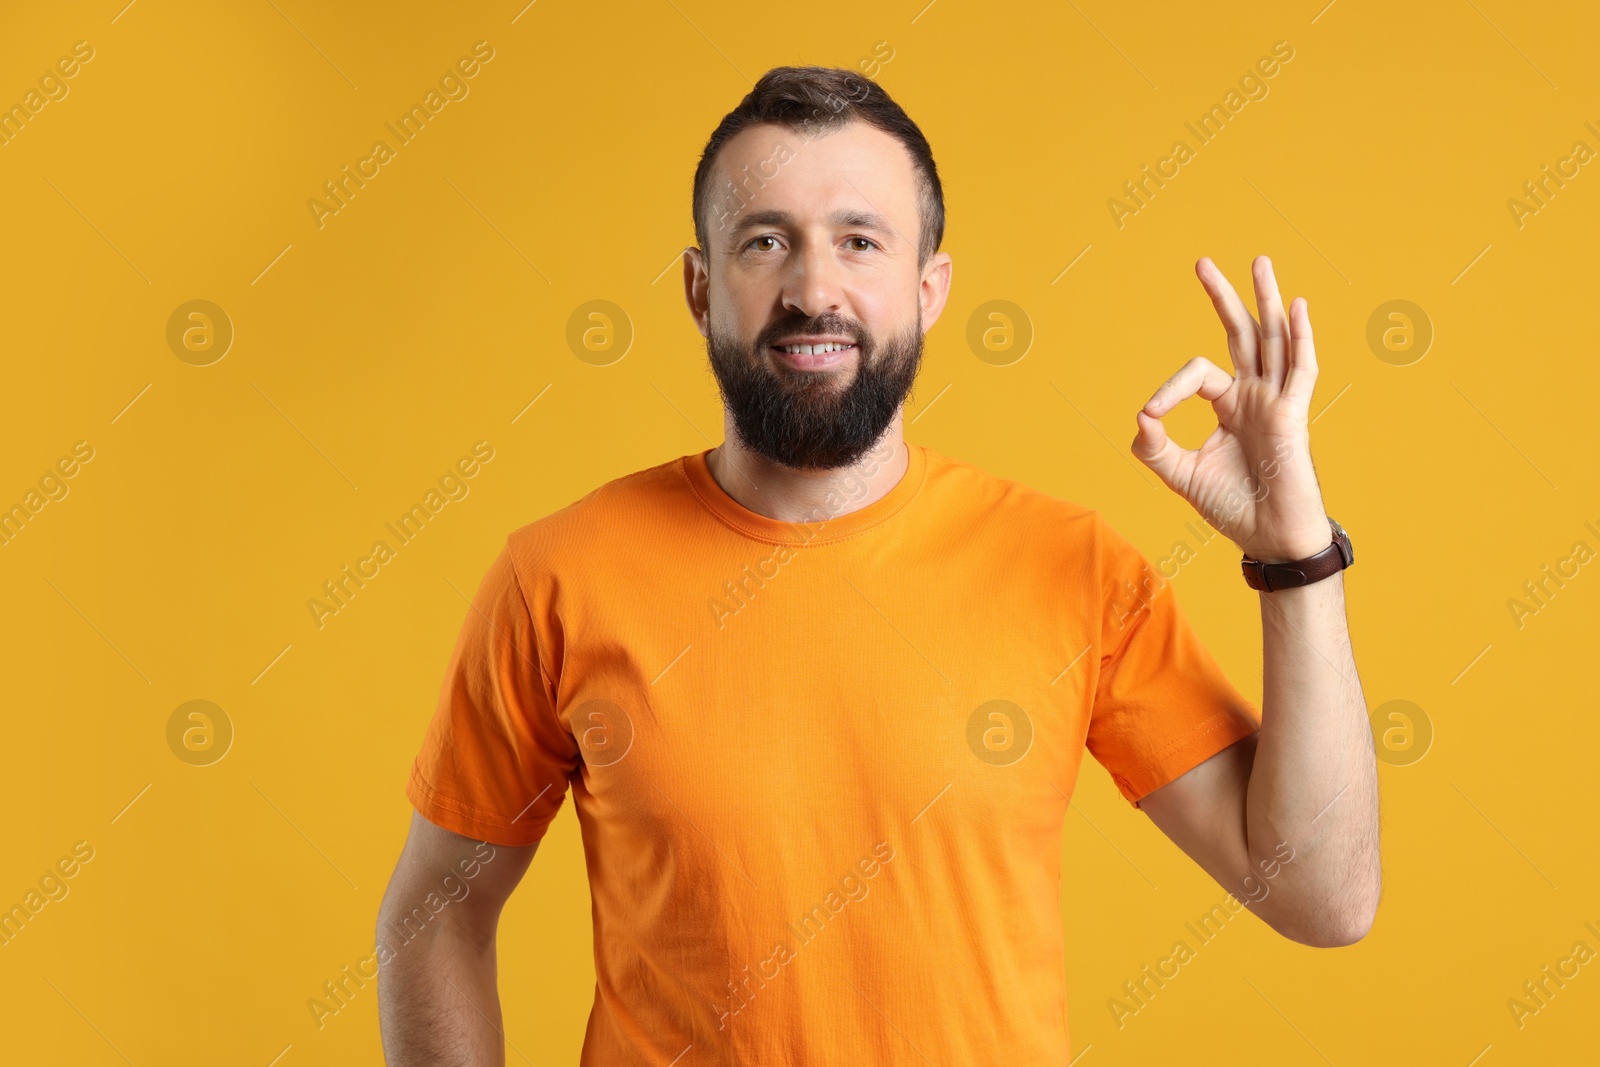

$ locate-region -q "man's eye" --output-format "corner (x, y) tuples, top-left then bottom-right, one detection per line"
(743, 236), (877, 252)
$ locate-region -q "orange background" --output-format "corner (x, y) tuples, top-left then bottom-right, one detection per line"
(1, 1), (1596, 1063)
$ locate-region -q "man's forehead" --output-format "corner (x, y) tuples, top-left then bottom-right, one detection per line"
(712, 121), (917, 225)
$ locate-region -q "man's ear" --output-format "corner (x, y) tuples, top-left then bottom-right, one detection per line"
(683, 246), (709, 339)
(919, 250), (954, 333)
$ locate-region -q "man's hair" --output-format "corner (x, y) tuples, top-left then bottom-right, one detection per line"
(692, 66), (945, 270)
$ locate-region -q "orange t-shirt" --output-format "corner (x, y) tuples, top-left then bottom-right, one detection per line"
(406, 440), (1261, 1065)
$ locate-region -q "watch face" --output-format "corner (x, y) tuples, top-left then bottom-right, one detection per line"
(1329, 518), (1353, 564)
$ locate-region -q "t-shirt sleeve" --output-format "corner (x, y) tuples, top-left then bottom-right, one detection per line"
(1084, 512), (1262, 809)
(405, 538), (578, 846)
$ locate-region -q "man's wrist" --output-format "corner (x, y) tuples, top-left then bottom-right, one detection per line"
(1241, 517), (1353, 593)
(1241, 528), (1333, 563)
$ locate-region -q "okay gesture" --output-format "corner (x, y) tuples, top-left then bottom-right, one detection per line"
(1131, 256), (1332, 564)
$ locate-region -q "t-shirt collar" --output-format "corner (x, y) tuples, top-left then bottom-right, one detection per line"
(681, 441), (928, 545)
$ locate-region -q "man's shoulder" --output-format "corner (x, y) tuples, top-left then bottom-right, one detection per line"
(502, 450), (693, 565)
(920, 443), (1102, 536)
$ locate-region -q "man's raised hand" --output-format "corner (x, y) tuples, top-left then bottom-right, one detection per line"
(1130, 255), (1331, 563)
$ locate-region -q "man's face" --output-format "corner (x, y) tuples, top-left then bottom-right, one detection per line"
(685, 120), (953, 470)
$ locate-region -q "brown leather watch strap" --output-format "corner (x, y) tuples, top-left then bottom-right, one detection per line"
(1241, 518), (1354, 592)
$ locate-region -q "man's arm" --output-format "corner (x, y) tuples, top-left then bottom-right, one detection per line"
(377, 811), (538, 1065)
(1137, 569), (1380, 947)
(1128, 254), (1381, 948)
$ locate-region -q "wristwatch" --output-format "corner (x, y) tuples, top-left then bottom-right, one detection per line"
(1241, 517), (1353, 592)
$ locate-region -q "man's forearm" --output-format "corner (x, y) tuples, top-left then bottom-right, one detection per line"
(1244, 571), (1381, 945)
(378, 922), (507, 1066)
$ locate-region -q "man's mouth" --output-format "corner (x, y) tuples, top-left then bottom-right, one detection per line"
(769, 340), (858, 370)
(772, 341), (856, 355)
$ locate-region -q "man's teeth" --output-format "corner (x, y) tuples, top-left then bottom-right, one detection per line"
(776, 342), (854, 355)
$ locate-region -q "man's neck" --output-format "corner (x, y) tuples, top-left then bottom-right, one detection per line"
(704, 415), (910, 525)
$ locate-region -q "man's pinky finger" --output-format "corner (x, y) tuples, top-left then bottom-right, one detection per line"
(1284, 297), (1318, 404)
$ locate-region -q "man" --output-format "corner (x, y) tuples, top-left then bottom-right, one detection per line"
(378, 66), (1380, 1065)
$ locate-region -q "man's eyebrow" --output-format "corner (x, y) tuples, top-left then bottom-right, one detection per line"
(726, 208), (896, 239)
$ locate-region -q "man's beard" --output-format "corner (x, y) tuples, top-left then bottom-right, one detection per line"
(705, 311), (922, 471)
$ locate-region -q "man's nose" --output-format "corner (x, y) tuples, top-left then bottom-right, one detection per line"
(780, 240), (846, 319)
